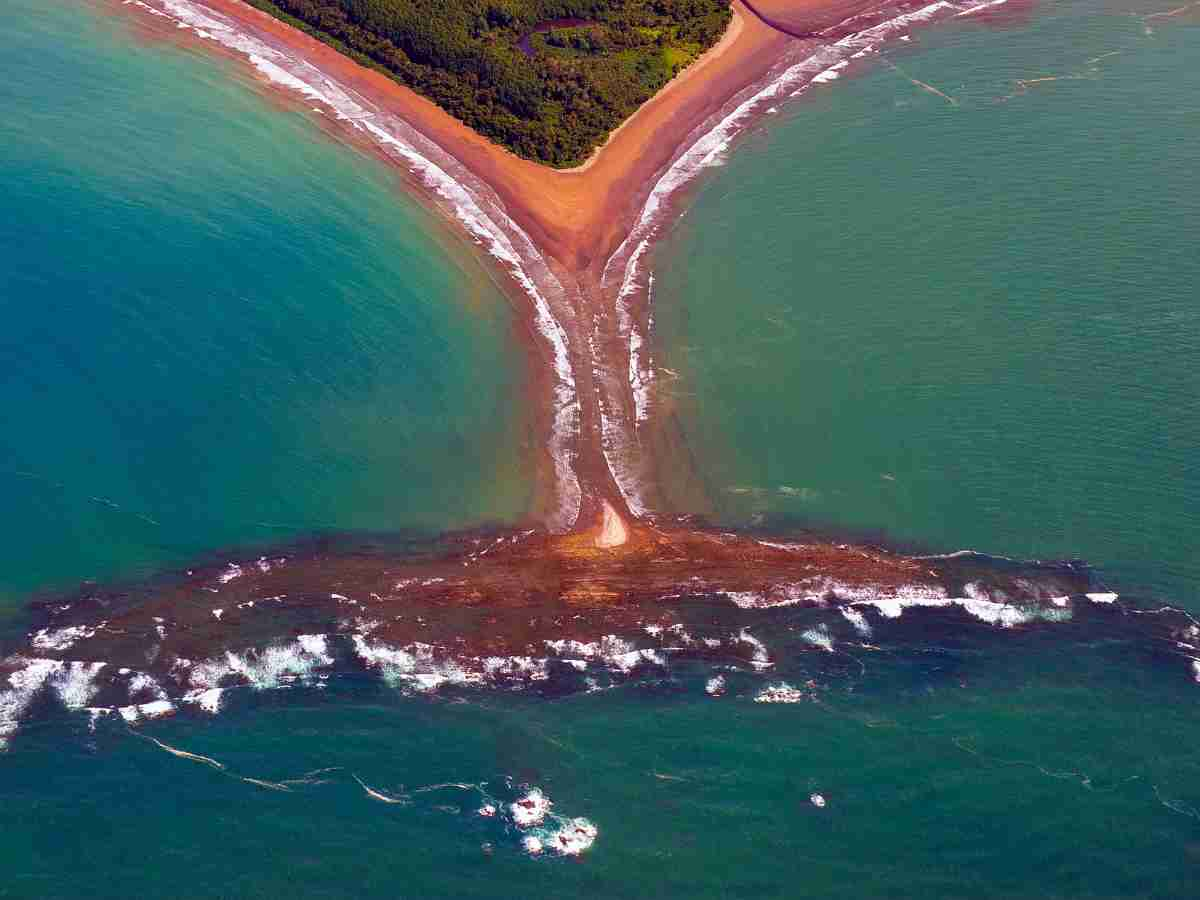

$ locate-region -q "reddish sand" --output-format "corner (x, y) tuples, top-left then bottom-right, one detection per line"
(5, 2), (1159, 746)
(189, 0), (812, 271)
(144, 0), (891, 536)
(106, 0), (968, 540)
(13, 520), (1097, 673)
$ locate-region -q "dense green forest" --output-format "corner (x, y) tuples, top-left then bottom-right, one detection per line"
(243, 0), (732, 167)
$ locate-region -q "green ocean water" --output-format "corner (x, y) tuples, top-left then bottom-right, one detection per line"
(652, 0), (1200, 610)
(0, 0), (534, 614)
(1, 1), (1199, 898)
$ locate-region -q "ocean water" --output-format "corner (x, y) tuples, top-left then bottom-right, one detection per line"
(0, 0), (534, 613)
(651, 0), (1200, 609)
(2, 1), (1199, 898)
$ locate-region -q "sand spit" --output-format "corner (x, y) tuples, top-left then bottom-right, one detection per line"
(111, 0), (990, 533)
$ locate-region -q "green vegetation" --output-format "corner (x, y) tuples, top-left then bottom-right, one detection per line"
(243, 0), (732, 167)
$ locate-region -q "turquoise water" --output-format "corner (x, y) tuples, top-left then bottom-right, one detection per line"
(2, 626), (1198, 898)
(653, 0), (1200, 609)
(2, 1), (1199, 898)
(0, 0), (534, 612)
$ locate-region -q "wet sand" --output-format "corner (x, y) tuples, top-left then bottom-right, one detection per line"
(7, 0), (1104, 719)
(114, 0), (938, 536)
(8, 520), (1106, 676)
(9, 516), (1197, 749)
(186, 0), (784, 270)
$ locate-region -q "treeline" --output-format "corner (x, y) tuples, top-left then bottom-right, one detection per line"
(243, 0), (731, 167)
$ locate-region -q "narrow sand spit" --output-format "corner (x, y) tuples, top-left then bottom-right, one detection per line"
(113, 0), (985, 534)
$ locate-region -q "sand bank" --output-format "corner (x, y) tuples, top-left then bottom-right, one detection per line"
(112, 0), (986, 535)
(7, 516), (1156, 753)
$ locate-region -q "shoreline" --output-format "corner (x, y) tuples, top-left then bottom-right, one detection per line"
(109, 0), (1007, 538)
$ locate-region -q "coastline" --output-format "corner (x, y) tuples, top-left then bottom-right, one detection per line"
(179, 0), (789, 271)
(109, 0), (1005, 537)
(13, 0), (1200, 765)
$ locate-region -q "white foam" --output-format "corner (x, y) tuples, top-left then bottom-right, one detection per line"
(754, 682), (808, 703)
(485, 656), (550, 680)
(813, 60), (849, 83)
(544, 635), (664, 672)
(50, 662), (107, 709)
(737, 630), (773, 670)
(801, 626), (835, 653)
(178, 635), (334, 691)
(757, 540), (808, 551)
(255, 556), (279, 573)
(542, 817), (598, 856)
(509, 786), (598, 856)
(706, 674), (727, 696)
(217, 563), (242, 584)
(629, 274), (655, 425)
(183, 687), (224, 714)
(352, 637), (483, 691)
(725, 590), (805, 609)
(126, 671), (167, 701)
(850, 592), (1073, 628)
(728, 578), (942, 609)
(1, 658), (61, 749)
(955, 0), (1008, 16)
(840, 607), (873, 637)
(1086, 592), (1119, 604)
(118, 699), (177, 723)
(30, 624), (102, 652)
(511, 788), (552, 827)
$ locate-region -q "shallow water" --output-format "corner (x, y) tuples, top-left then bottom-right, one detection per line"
(652, 0), (1200, 609)
(0, 0), (534, 609)
(1, 0), (1198, 897)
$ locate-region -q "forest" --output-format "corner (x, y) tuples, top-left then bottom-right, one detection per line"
(243, 0), (732, 167)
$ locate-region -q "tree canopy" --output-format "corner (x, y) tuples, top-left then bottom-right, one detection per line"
(245, 0), (732, 167)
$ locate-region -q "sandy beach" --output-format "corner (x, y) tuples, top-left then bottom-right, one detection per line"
(181, 0), (805, 271)
(113, 0), (978, 538)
